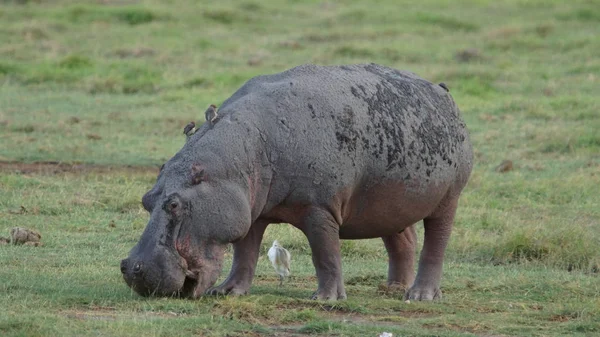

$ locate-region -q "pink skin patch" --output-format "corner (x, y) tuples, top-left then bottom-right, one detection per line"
(175, 235), (196, 274)
(247, 167), (265, 215)
(176, 233), (225, 297)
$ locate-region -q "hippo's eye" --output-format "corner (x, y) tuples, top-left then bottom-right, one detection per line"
(163, 196), (182, 214)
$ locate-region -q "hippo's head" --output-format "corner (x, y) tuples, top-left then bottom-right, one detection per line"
(121, 149), (253, 298)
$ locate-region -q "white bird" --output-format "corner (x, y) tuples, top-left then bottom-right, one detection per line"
(268, 240), (291, 286)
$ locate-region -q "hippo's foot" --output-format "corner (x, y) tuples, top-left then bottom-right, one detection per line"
(205, 281), (249, 296)
(404, 285), (442, 301)
(310, 284), (347, 301)
(386, 282), (410, 293)
(404, 197), (459, 302)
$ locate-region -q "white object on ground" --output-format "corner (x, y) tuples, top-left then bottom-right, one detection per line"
(268, 240), (291, 286)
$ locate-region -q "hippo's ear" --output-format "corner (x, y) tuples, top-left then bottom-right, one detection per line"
(142, 187), (161, 212)
(191, 164), (205, 185)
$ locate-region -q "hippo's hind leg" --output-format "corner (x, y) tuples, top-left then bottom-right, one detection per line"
(206, 220), (269, 296)
(406, 196), (459, 301)
(302, 208), (346, 301)
(382, 224), (417, 291)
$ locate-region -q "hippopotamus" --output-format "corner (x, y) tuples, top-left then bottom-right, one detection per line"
(120, 63), (473, 301)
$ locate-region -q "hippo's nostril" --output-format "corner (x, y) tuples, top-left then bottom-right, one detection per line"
(120, 259), (128, 274)
(133, 262), (143, 274)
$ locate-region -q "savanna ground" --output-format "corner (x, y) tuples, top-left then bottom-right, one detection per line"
(0, 0), (599, 336)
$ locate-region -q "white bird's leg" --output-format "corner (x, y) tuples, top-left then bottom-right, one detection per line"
(279, 275), (283, 287)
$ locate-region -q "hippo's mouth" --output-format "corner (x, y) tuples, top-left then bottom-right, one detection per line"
(179, 269), (199, 298)
(173, 253), (202, 298)
(172, 235), (201, 297)
(174, 239), (226, 298)
(163, 250), (201, 298)
(177, 254), (211, 298)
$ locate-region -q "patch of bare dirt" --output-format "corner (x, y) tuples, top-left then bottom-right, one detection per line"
(64, 311), (119, 321)
(268, 324), (306, 337)
(548, 313), (578, 322)
(455, 48), (482, 62)
(376, 283), (408, 299)
(62, 307), (182, 321)
(327, 311), (399, 324)
(422, 321), (492, 335)
(495, 160), (514, 173)
(0, 161), (160, 175)
(113, 47), (157, 58)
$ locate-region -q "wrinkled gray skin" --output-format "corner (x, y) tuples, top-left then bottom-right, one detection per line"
(121, 64), (473, 301)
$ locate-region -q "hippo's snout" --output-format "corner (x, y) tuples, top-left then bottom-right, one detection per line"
(120, 258), (143, 276)
(120, 253), (187, 298)
(120, 257), (153, 297)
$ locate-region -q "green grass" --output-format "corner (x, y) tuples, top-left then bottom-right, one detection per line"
(0, 170), (598, 336)
(1, 0), (599, 336)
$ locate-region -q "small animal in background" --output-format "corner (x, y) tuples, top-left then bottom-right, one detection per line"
(268, 240), (291, 286)
(9, 227), (42, 246)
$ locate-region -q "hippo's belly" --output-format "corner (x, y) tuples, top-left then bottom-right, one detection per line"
(338, 179), (450, 239)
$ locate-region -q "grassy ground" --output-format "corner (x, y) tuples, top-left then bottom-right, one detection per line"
(1, 0), (599, 336)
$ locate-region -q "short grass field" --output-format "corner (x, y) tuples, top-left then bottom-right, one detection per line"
(1, 0), (599, 336)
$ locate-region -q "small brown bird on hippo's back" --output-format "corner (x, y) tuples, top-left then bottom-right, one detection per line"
(183, 121), (196, 137)
(205, 104), (219, 124)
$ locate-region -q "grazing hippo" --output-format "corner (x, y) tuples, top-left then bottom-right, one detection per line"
(121, 63), (473, 301)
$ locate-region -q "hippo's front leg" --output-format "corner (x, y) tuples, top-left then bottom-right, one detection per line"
(206, 220), (269, 296)
(302, 208), (346, 301)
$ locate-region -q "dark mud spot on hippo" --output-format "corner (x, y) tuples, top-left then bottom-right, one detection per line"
(348, 64), (464, 172)
(333, 105), (362, 152)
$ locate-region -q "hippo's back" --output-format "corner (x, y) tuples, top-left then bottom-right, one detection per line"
(219, 64), (472, 227)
